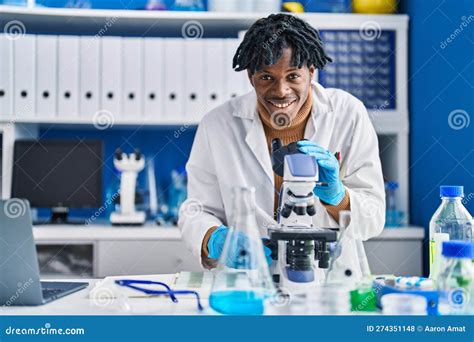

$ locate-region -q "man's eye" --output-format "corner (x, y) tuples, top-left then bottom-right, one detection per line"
(288, 73), (300, 80)
(260, 75), (272, 81)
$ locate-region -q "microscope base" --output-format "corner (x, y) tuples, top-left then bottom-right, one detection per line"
(278, 265), (326, 295)
(110, 211), (146, 226)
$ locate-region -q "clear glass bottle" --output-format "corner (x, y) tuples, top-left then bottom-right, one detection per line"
(429, 186), (472, 279)
(437, 241), (474, 315)
(209, 187), (275, 315)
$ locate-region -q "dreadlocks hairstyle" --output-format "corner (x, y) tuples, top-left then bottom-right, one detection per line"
(233, 13), (332, 74)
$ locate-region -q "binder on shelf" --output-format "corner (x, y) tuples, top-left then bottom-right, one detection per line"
(163, 38), (185, 122)
(0, 35), (13, 120)
(36, 35), (58, 119)
(100, 36), (122, 120)
(58, 35), (80, 119)
(79, 36), (100, 119)
(13, 34), (36, 118)
(204, 39), (227, 113)
(224, 38), (250, 101)
(184, 39), (206, 123)
(121, 37), (143, 120)
(144, 38), (164, 121)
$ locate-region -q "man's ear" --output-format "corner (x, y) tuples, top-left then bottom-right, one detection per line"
(308, 65), (315, 81)
(247, 69), (254, 87)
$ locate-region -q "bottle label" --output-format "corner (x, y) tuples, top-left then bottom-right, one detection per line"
(429, 239), (435, 271)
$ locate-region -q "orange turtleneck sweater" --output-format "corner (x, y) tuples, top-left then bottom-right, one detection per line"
(200, 92), (350, 267)
(258, 93), (314, 215)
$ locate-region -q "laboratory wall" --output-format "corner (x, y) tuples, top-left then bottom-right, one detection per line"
(39, 126), (197, 218)
(402, 0), (474, 272)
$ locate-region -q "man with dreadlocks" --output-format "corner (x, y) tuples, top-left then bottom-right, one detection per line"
(179, 14), (385, 278)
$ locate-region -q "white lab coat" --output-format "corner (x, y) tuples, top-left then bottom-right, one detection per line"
(178, 81), (386, 281)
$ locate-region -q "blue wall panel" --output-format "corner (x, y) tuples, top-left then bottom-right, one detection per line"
(405, 0), (474, 272)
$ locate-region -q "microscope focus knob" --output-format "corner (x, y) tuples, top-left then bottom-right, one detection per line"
(319, 250), (330, 269)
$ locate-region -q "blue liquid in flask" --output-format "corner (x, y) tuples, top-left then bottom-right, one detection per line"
(209, 290), (264, 315)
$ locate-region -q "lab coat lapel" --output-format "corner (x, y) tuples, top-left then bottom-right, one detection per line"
(245, 117), (274, 185)
(305, 82), (333, 143)
(232, 91), (275, 186)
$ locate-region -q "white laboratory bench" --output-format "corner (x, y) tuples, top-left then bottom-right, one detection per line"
(32, 224), (425, 278)
(0, 278), (204, 316)
(0, 276), (381, 316)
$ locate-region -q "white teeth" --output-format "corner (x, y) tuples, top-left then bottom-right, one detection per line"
(269, 100), (294, 108)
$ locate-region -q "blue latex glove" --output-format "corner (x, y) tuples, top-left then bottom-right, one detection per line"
(207, 225), (272, 267)
(297, 140), (345, 206)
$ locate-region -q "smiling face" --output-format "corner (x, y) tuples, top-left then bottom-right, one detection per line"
(248, 48), (315, 120)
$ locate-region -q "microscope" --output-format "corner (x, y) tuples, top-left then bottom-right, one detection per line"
(110, 148), (146, 226)
(267, 139), (338, 293)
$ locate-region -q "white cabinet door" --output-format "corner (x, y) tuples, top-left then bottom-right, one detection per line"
(364, 240), (423, 276)
(97, 240), (201, 277)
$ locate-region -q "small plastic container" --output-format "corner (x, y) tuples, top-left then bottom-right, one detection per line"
(381, 293), (427, 315)
(351, 283), (377, 312)
(306, 285), (351, 315)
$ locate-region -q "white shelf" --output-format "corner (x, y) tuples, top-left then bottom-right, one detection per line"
(0, 6), (408, 36)
(374, 227), (425, 240)
(32, 224), (424, 242)
(33, 223), (181, 242)
(0, 114), (407, 134)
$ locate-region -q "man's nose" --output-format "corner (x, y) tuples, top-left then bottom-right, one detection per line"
(272, 79), (291, 98)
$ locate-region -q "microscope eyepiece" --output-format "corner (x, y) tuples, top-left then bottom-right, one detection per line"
(134, 149), (142, 160)
(114, 148), (123, 160)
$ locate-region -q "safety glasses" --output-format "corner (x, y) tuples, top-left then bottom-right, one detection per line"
(115, 279), (203, 311)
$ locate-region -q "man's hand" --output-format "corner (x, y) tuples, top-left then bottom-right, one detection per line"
(297, 140), (345, 206)
(207, 225), (272, 268)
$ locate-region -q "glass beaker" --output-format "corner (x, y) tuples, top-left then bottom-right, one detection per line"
(209, 187), (275, 315)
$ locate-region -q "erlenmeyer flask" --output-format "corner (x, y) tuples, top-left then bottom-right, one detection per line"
(209, 187), (276, 315)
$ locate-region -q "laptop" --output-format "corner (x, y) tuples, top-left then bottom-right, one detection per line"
(0, 199), (88, 306)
